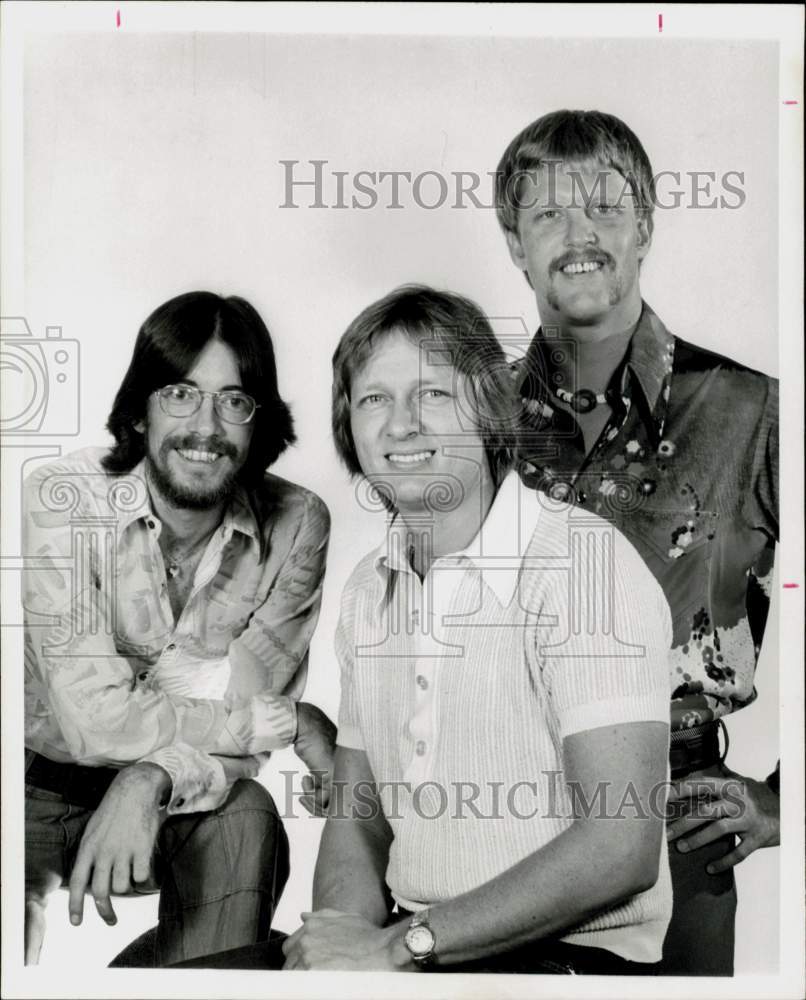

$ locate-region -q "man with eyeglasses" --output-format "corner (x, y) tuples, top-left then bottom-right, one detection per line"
(22, 291), (335, 966)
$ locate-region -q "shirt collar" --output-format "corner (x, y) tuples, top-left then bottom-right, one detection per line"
(117, 459), (260, 543)
(622, 302), (676, 443)
(518, 300), (676, 445)
(372, 471), (541, 608)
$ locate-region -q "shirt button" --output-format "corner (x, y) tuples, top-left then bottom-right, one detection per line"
(416, 675), (428, 691)
(174, 798), (185, 808)
(415, 740), (427, 756)
(166, 643), (176, 651)
(147, 519), (155, 529)
(138, 671), (149, 681)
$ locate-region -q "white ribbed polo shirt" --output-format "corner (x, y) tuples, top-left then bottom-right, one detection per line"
(336, 471), (673, 962)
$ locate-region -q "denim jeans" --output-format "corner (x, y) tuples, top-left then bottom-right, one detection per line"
(25, 772), (289, 966)
(174, 919), (661, 973)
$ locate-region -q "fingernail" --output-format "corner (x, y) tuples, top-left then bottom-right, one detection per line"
(70, 914), (81, 926)
(677, 840), (689, 853)
(706, 864), (715, 874)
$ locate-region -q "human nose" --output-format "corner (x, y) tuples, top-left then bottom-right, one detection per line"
(186, 391), (222, 436)
(384, 396), (419, 439)
(564, 208), (597, 247)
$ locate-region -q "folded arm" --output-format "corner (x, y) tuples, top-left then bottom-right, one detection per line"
(408, 719), (668, 966)
(285, 721), (668, 970)
(24, 472), (331, 814)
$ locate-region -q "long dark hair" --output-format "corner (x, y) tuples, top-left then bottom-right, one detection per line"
(103, 291), (295, 487)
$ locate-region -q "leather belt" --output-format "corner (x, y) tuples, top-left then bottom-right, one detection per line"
(669, 721), (725, 780)
(25, 751), (120, 809)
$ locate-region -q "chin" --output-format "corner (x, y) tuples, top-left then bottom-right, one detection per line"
(169, 482), (234, 510)
(147, 454), (240, 510)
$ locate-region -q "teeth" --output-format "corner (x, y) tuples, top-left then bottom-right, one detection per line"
(562, 261), (603, 274)
(387, 451), (434, 465)
(177, 449), (220, 464)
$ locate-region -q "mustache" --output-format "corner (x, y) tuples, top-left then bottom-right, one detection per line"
(551, 250), (614, 274)
(163, 433), (239, 459)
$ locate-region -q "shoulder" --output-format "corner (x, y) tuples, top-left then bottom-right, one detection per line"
(21, 446), (143, 521)
(250, 472), (331, 535)
(343, 546), (383, 595)
(671, 336), (777, 401)
(22, 448), (152, 535)
(339, 547), (385, 614)
(23, 445), (112, 488)
(524, 495), (668, 601)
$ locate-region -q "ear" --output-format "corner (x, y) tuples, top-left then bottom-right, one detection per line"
(133, 418), (145, 434)
(505, 229), (528, 272)
(636, 213), (652, 261)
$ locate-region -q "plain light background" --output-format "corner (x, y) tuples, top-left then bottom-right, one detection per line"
(2, 13), (798, 993)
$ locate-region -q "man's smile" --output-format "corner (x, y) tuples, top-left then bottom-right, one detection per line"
(560, 260), (604, 276)
(553, 252), (611, 278)
(385, 449), (436, 466)
(175, 448), (224, 465)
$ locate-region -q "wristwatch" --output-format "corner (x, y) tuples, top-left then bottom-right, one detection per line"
(404, 908), (436, 967)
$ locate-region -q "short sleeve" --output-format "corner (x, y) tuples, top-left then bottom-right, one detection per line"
(535, 524), (672, 739)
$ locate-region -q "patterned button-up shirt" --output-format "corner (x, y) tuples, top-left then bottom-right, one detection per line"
(23, 447), (330, 813)
(514, 303), (778, 732)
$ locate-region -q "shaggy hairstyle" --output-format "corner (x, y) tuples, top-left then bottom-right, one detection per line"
(494, 109), (657, 237)
(331, 285), (517, 493)
(102, 291), (295, 487)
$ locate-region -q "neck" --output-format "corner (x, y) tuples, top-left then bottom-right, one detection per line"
(547, 320), (638, 395)
(146, 478), (226, 545)
(396, 466), (496, 577)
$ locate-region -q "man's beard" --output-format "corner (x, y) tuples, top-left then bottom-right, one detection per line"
(146, 433), (244, 510)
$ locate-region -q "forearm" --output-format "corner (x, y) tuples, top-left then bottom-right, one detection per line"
(312, 746), (393, 924)
(313, 817), (393, 926)
(386, 722), (669, 968)
(116, 761), (173, 808)
(400, 816), (660, 966)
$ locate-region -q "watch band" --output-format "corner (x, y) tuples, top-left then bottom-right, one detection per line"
(404, 908), (436, 967)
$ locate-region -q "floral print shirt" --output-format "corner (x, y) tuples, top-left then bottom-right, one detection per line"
(513, 303), (778, 731)
(23, 447), (330, 813)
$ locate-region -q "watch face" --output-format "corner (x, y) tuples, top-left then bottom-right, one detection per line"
(405, 923), (435, 958)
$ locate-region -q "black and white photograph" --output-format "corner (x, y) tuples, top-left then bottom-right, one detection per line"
(1, 3), (803, 998)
